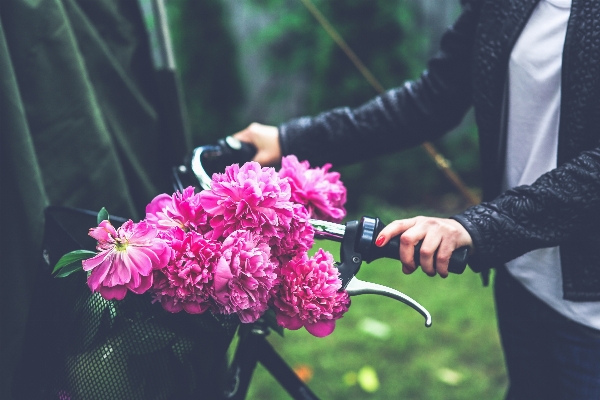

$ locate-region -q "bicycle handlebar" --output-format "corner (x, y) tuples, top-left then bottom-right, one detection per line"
(177, 137), (472, 327)
(189, 137), (257, 190)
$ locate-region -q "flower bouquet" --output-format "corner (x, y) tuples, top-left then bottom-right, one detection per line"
(54, 156), (350, 337)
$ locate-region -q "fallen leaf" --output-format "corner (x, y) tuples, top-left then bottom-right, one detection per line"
(343, 371), (357, 387)
(357, 366), (380, 393)
(436, 367), (464, 386)
(293, 364), (314, 383)
(358, 317), (391, 339)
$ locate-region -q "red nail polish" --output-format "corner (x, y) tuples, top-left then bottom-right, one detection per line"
(375, 236), (385, 247)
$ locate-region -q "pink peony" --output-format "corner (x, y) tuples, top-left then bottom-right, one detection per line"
(273, 249), (350, 337)
(83, 220), (170, 300)
(278, 155), (347, 222)
(199, 162), (294, 240)
(151, 229), (222, 314)
(270, 203), (315, 262)
(213, 229), (278, 323)
(144, 193), (172, 227)
(145, 186), (210, 233)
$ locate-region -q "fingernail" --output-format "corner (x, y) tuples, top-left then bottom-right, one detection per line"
(375, 236), (385, 247)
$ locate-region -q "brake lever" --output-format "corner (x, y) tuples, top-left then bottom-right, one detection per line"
(311, 219), (432, 326)
(346, 277), (432, 327)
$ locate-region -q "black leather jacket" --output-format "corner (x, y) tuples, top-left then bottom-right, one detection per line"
(278, 0), (600, 301)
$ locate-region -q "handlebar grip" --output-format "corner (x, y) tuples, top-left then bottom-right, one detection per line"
(414, 241), (469, 274)
(219, 136), (257, 162)
(200, 136), (257, 176)
(357, 217), (468, 274)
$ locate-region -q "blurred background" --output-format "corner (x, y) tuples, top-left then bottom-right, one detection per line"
(165, 0), (504, 398)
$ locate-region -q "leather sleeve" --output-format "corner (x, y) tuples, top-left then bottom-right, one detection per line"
(278, 1), (482, 167)
(453, 147), (600, 272)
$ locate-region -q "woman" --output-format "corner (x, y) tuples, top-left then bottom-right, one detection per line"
(234, 0), (600, 398)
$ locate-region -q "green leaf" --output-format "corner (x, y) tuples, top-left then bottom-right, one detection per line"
(55, 261), (85, 278)
(97, 207), (109, 224)
(52, 250), (97, 274)
(262, 308), (284, 337)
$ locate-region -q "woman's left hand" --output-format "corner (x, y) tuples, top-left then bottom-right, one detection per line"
(376, 217), (473, 278)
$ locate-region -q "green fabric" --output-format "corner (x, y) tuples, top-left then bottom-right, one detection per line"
(0, 1), (189, 397)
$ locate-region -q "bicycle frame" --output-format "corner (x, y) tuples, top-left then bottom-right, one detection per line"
(223, 321), (319, 400)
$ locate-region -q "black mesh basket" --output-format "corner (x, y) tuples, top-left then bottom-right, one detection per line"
(13, 206), (239, 400)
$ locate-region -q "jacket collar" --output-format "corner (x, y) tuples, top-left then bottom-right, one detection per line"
(558, 0), (600, 163)
(473, 0), (540, 112)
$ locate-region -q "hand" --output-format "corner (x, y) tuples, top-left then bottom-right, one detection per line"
(376, 217), (473, 278)
(233, 123), (281, 166)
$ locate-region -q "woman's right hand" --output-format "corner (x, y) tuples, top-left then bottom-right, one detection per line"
(233, 123), (281, 166)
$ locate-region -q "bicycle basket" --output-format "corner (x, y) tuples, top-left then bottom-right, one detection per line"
(13, 206), (239, 400)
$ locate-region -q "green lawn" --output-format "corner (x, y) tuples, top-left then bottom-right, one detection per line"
(246, 208), (507, 399)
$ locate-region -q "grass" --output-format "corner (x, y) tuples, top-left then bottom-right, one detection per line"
(245, 206), (507, 399)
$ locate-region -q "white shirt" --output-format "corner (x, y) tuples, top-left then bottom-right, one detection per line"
(503, 0), (600, 329)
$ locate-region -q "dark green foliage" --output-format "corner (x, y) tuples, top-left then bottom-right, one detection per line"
(248, 0), (480, 211)
(252, 0), (421, 112)
(166, 0), (245, 147)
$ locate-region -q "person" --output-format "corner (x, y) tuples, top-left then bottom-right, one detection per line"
(233, 0), (600, 398)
